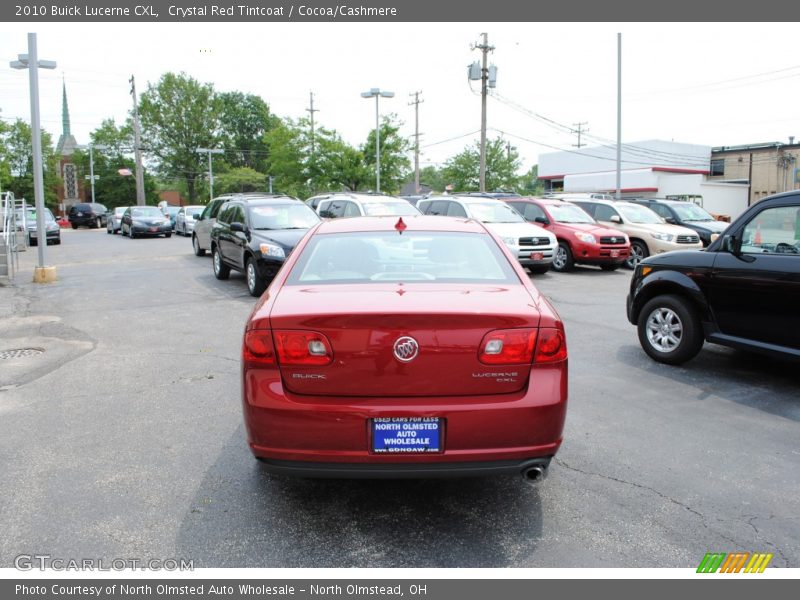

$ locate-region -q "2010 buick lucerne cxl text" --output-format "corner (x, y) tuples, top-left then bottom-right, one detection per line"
(241, 215), (568, 483)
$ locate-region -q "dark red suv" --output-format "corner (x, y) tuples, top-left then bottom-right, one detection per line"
(506, 197), (630, 272)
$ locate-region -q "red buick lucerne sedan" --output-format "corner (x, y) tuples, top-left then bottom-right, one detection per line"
(241, 215), (568, 483)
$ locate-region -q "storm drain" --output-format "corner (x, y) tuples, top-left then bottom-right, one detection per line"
(0, 347), (45, 360)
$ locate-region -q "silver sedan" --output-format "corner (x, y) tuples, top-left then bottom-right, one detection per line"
(174, 205), (204, 237)
(106, 206), (130, 234)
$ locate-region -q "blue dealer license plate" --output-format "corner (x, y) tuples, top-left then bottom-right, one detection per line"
(372, 417), (442, 453)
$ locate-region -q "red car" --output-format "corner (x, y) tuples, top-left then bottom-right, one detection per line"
(506, 198), (630, 272)
(241, 215), (568, 483)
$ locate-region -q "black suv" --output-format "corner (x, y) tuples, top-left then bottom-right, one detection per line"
(628, 198), (730, 246)
(627, 191), (800, 364)
(68, 202), (108, 229)
(210, 196), (320, 296)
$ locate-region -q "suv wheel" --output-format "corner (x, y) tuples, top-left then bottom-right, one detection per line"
(246, 257), (266, 297)
(192, 234), (205, 257)
(212, 246), (230, 280)
(71, 223), (78, 230)
(637, 294), (703, 364)
(552, 242), (574, 272)
(625, 241), (648, 269)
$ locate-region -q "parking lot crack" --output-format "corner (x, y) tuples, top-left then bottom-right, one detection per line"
(555, 458), (704, 518)
(742, 515), (791, 567)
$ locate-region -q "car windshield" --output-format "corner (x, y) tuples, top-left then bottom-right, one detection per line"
(131, 207), (164, 218)
(20, 208), (55, 223)
(286, 231), (519, 285)
(361, 202), (420, 217)
(114, 207), (127, 216)
(249, 203), (320, 230)
(467, 202), (525, 223)
(618, 204), (663, 224)
(547, 203), (595, 224)
(670, 203), (715, 221)
(185, 206), (204, 218)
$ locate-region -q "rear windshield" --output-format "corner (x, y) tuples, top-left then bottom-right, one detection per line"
(285, 231), (520, 285)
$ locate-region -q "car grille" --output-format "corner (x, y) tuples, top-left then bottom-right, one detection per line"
(677, 235), (700, 244)
(600, 236), (626, 245)
(519, 237), (551, 247)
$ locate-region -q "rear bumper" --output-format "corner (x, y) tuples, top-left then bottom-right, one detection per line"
(256, 456), (553, 479)
(242, 363), (567, 475)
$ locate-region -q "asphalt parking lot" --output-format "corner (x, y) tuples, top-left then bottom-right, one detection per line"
(1, 227), (798, 568)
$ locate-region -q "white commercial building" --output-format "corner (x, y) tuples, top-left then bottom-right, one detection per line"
(538, 140), (750, 219)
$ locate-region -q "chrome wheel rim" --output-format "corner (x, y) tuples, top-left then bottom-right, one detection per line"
(645, 307), (683, 353)
(553, 246), (567, 270)
(247, 262), (256, 292)
(213, 250), (220, 274)
(193, 237), (199, 253)
(627, 244), (645, 268)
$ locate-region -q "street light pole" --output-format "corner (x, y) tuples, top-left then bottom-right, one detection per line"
(11, 33), (56, 281)
(82, 144), (109, 203)
(361, 88), (394, 193)
(196, 148), (223, 202)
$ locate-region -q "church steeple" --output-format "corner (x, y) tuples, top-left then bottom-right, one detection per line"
(62, 77), (71, 137)
(55, 76), (78, 156)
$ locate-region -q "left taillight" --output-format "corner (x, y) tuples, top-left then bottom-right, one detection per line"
(478, 328), (537, 365)
(243, 330), (276, 365)
(273, 330), (333, 366)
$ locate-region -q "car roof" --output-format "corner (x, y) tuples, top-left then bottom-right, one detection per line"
(314, 215), (489, 235)
(317, 193), (402, 204)
(428, 195), (508, 205)
(232, 197), (306, 207)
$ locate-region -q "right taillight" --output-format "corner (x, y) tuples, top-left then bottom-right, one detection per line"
(534, 327), (567, 363)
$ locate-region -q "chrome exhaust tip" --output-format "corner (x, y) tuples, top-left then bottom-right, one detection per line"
(521, 465), (547, 485)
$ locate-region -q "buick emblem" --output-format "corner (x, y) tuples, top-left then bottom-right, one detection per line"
(393, 336), (419, 362)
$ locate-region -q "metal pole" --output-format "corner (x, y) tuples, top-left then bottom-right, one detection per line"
(89, 145), (96, 203)
(375, 95), (381, 193)
(479, 33), (489, 193)
(615, 33), (622, 200)
(208, 151), (214, 201)
(27, 34), (46, 268)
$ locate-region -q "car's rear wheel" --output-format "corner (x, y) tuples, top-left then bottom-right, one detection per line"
(637, 294), (703, 364)
(625, 241), (648, 269)
(192, 234), (205, 257)
(129, 228), (137, 239)
(212, 246), (230, 280)
(165, 233), (172, 239)
(552, 242), (574, 272)
(246, 257), (267, 297)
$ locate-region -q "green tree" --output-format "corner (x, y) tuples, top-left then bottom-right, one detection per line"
(263, 118), (309, 198)
(313, 127), (369, 193)
(217, 92), (277, 172)
(418, 165), (445, 193)
(139, 72), (220, 202)
(518, 164), (545, 196)
(441, 137), (522, 192)
(214, 167), (267, 194)
(361, 114), (411, 193)
(1, 119), (60, 208)
(0, 117), (12, 192)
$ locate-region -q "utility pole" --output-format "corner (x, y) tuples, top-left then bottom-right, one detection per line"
(409, 91), (424, 193)
(506, 141), (516, 160)
(196, 148), (224, 202)
(572, 122), (589, 148)
(129, 75), (146, 206)
(472, 33), (494, 192)
(306, 91), (318, 157)
(306, 91), (318, 192)
(615, 33), (622, 200)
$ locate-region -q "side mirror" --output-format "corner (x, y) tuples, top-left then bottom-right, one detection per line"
(534, 216), (550, 225)
(722, 234), (741, 255)
(610, 215), (622, 224)
(230, 222), (245, 233)
(665, 217), (676, 224)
